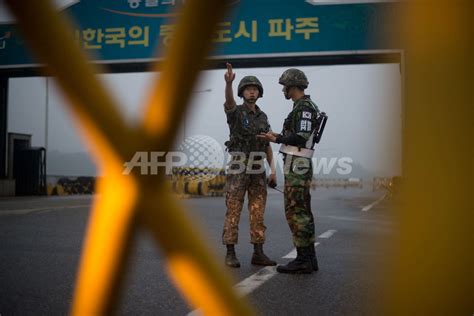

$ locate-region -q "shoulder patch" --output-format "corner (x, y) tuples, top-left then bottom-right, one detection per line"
(302, 111), (312, 119)
(299, 120), (312, 132)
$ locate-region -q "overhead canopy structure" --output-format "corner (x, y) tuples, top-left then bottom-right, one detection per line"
(0, 0), (402, 74)
(0, 0), (403, 178)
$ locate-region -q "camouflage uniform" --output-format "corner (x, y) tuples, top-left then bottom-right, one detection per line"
(281, 96), (320, 247)
(223, 171), (267, 244)
(278, 69), (320, 248)
(222, 76), (271, 245)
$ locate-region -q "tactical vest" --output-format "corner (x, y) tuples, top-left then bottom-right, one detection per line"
(225, 104), (270, 155)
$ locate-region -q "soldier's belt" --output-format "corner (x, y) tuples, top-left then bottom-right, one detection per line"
(279, 144), (314, 158)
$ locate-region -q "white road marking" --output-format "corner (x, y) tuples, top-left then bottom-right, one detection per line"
(282, 248), (297, 259)
(361, 194), (386, 212)
(318, 229), (337, 239)
(234, 266), (278, 296)
(187, 244), (321, 316)
(187, 266), (279, 316)
(282, 242), (320, 259)
(0, 204), (89, 216)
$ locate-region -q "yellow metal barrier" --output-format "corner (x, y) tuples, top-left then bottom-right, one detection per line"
(184, 180), (210, 196)
(7, 0), (472, 314)
(5, 0), (253, 315)
(383, 1), (473, 314)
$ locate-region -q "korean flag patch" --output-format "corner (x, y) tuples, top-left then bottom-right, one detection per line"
(302, 111), (312, 119)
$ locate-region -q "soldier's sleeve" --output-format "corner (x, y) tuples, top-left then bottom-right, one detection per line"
(224, 102), (238, 124)
(263, 113), (271, 133)
(260, 114), (271, 147)
(294, 105), (316, 141)
(275, 133), (306, 146)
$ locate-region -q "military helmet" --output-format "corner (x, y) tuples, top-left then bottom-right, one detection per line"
(237, 76), (264, 97)
(279, 68), (309, 89)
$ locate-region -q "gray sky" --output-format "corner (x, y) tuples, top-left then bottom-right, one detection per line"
(8, 64), (401, 177)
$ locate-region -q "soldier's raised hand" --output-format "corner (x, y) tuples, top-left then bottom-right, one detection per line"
(224, 62), (235, 83)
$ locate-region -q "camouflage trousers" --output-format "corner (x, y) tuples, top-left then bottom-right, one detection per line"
(283, 157), (315, 247)
(222, 172), (267, 245)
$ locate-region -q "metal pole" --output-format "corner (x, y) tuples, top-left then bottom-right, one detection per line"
(45, 77), (49, 152)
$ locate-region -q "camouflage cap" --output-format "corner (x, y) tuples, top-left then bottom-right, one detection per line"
(238, 76), (264, 97)
(278, 68), (309, 89)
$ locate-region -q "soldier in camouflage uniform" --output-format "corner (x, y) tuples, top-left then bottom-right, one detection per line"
(222, 63), (277, 268)
(258, 68), (320, 274)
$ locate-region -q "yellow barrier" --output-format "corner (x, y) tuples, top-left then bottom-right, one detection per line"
(382, 1), (473, 314)
(184, 180), (209, 196)
(4, 1), (253, 315)
(8, 0), (472, 314)
(171, 168), (226, 196)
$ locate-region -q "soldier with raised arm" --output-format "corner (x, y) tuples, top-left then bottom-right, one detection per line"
(222, 63), (277, 268)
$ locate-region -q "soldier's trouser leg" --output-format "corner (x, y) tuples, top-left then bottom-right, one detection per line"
(305, 187), (318, 270)
(247, 173), (267, 244)
(305, 184), (315, 243)
(222, 173), (248, 244)
(284, 182), (315, 248)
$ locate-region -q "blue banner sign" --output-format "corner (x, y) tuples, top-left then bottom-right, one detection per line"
(0, 0), (401, 68)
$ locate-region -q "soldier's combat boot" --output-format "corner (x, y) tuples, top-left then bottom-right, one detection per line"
(251, 243), (277, 266)
(225, 244), (240, 268)
(309, 244), (319, 271)
(276, 247), (313, 274)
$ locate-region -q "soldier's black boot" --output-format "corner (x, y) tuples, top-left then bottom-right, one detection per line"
(276, 247), (313, 274)
(309, 244), (319, 271)
(251, 243), (277, 266)
(225, 244), (240, 268)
